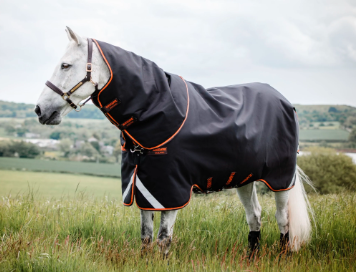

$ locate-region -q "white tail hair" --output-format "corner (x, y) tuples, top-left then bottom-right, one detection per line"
(288, 165), (315, 251)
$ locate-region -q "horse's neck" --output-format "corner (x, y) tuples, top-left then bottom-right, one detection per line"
(92, 42), (110, 91)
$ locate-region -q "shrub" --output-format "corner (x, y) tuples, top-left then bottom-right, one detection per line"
(49, 131), (61, 140)
(49, 129), (75, 140)
(80, 142), (99, 158)
(298, 147), (356, 194)
(0, 141), (41, 158)
(90, 141), (101, 153)
(0, 141), (13, 157)
(14, 141), (41, 158)
(349, 128), (356, 143)
(58, 139), (72, 157)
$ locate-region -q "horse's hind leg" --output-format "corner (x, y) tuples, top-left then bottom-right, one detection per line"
(140, 210), (154, 253)
(236, 182), (261, 255)
(157, 210), (178, 258)
(274, 190), (290, 249)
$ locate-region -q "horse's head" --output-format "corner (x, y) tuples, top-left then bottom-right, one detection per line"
(35, 27), (106, 125)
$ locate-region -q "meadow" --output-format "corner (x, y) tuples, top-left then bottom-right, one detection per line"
(0, 170), (120, 198)
(0, 170), (355, 271)
(299, 129), (349, 141)
(0, 157), (121, 178)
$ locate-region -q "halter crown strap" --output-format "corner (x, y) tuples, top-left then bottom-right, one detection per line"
(45, 38), (97, 110)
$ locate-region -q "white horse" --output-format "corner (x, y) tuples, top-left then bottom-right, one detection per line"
(35, 27), (313, 257)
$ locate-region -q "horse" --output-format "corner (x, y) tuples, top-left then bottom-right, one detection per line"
(35, 27), (313, 257)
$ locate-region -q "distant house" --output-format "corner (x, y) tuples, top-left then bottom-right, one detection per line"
(101, 145), (114, 155)
(24, 139), (59, 150)
(88, 137), (98, 142)
(74, 140), (85, 149)
(25, 132), (40, 138)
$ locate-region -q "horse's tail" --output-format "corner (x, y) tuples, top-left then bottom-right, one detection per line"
(288, 165), (315, 251)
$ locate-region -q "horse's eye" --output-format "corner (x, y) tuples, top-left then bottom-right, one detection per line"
(61, 63), (71, 69)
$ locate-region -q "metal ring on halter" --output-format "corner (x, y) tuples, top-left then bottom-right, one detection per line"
(62, 93), (70, 100)
(90, 77), (97, 86)
(74, 96), (92, 112)
(74, 105), (83, 112)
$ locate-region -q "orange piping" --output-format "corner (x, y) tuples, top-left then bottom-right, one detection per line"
(258, 179), (294, 192)
(121, 131), (126, 150)
(124, 76), (190, 150)
(135, 184), (202, 211)
(135, 179), (294, 210)
(240, 173), (253, 185)
(123, 165), (137, 206)
(94, 39), (189, 150)
(226, 172), (236, 186)
(92, 39), (113, 108)
(93, 39), (121, 128)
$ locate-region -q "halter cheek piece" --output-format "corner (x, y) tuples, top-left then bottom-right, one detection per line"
(45, 38), (98, 112)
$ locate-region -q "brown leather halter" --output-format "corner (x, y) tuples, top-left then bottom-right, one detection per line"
(45, 38), (98, 112)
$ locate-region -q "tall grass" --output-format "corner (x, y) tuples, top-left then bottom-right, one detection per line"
(0, 190), (355, 271)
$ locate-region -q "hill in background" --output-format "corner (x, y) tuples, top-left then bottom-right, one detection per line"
(294, 104), (356, 125)
(0, 100), (105, 119)
(1, 100), (356, 143)
(2, 100), (356, 122)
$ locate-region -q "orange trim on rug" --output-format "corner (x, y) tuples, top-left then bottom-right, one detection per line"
(92, 39), (113, 108)
(258, 179), (294, 192)
(121, 131), (126, 150)
(94, 39), (189, 150)
(93, 39), (123, 128)
(226, 172), (236, 186)
(123, 165), (137, 206)
(240, 173), (253, 185)
(135, 184), (202, 211)
(207, 177), (212, 189)
(123, 76), (190, 150)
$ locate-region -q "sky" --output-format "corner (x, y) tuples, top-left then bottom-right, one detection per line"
(0, 0), (355, 106)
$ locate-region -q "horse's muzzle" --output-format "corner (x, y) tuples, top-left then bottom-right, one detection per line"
(35, 105), (61, 125)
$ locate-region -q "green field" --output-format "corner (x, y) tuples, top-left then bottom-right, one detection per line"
(0, 170), (355, 271)
(0, 157), (121, 178)
(0, 170), (121, 198)
(299, 129), (349, 141)
(309, 121), (340, 129)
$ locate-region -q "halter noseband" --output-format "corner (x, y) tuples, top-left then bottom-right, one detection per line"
(45, 38), (98, 112)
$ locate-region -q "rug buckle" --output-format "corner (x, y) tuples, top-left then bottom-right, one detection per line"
(130, 145), (144, 154)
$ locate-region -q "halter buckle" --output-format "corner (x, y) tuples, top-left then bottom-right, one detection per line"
(62, 93), (70, 100)
(86, 63), (92, 72)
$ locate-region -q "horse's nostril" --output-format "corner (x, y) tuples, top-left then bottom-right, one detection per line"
(34, 105), (41, 117)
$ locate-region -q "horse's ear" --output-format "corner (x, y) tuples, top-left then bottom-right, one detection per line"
(65, 26), (82, 45)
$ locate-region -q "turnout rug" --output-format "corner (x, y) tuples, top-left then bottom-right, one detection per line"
(91, 39), (299, 211)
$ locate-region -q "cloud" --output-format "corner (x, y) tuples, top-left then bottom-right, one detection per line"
(0, 0), (355, 105)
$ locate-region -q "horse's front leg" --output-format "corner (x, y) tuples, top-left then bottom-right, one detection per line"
(157, 210), (178, 258)
(236, 182), (262, 257)
(140, 210), (154, 253)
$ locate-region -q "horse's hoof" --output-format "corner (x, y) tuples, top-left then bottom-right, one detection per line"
(162, 252), (169, 260)
(280, 232), (290, 251)
(248, 231), (261, 259)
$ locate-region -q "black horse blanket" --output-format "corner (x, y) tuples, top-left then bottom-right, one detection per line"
(91, 39), (299, 210)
